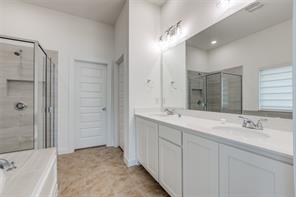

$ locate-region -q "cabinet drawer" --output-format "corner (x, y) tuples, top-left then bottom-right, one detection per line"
(159, 125), (182, 146)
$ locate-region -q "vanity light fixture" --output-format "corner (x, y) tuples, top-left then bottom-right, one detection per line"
(211, 40), (217, 45)
(176, 21), (182, 36)
(159, 20), (183, 51)
(216, 0), (231, 8)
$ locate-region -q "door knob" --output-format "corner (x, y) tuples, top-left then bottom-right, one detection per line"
(102, 107), (106, 111)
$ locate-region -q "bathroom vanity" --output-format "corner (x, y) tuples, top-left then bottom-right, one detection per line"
(145, 1), (295, 196)
(135, 112), (293, 197)
(0, 148), (57, 197)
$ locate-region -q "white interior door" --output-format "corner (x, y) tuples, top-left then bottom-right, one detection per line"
(118, 61), (125, 150)
(75, 60), (107, 149)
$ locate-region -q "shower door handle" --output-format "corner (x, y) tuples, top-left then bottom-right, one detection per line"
(102, 107), (106, 111)
(48, 106), (54, 113)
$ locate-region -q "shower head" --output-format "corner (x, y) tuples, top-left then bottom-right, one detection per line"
(14, 50), (23, 57)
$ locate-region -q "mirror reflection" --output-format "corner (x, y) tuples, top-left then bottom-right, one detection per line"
(162, 0), (293, 119)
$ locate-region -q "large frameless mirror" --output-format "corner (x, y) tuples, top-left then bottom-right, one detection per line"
(162, 0), (293, 119)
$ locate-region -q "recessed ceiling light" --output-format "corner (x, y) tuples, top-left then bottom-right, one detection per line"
(211, 40), (217, 45)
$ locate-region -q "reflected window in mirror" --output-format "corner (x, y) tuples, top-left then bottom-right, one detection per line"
(259, 65), (292, 112)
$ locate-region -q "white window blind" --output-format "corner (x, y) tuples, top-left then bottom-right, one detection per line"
(259, 66), (292, 111)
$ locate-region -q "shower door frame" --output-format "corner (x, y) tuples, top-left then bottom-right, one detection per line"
(0, 35), (55, 152)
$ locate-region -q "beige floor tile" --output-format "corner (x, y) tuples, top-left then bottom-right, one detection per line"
(58, 147), (169, 197)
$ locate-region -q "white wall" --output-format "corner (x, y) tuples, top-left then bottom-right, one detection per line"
(163, 42), (187, 108)
(160, 0), (255, 47)
(0, 0), (114, 154)
(114, 1), (129, 160)
(209, 20), (292, 111)
(115, 2), (129, 61)
(127, 0), (161, 165)
(186, 45), (208, 72)
(292, 0), (296, 193)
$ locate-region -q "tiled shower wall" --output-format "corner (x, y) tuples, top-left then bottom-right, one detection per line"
(0, 42), (34, 153)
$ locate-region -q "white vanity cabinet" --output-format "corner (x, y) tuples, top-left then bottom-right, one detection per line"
(135, 117), (159, 180)
(220, 144), (294, 197)
(183, 133), (219, 197)
(159, 138), (182, 197)
(136, 117), (146, 166)
(158, 125), (182, 197)
(135, 116), (293, 197)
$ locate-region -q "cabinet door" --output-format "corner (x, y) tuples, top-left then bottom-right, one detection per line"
(159, 138), (182, 197)
(220, 144), (293, 197)
(136, 118), (147, 166)
(183, 133), (219, 197)
(136, 117), (158, 180)
(146, 122), (159, 180)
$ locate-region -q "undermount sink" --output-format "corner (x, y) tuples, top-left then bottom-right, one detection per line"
(212, 125), (270, 139)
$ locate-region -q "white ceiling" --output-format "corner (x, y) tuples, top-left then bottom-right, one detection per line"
(187, 0), (293, 51)
(20, 0), (167, 25)
(21, 0), (126, 25)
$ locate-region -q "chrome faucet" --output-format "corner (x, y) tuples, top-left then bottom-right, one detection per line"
(0, 159), (16, 171)
(239, 116), (268, 130)
(164, 108), (182, 117)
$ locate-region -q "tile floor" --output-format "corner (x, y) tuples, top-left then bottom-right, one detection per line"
(58, 147), (169, 197)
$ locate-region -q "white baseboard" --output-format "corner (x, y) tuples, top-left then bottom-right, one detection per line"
(58, 148), (74, 155)
(124, 157), (139, 167)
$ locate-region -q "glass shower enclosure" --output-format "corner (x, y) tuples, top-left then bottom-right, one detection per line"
(206, 72), (242, 114)
(0, 35), (56, 154)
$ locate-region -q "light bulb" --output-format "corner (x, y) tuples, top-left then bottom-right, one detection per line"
(211, 40), (217, 45)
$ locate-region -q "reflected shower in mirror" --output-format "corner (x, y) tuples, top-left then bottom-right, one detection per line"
(162, 0), (293, 119)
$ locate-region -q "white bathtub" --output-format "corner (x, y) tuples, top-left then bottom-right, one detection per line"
(0, 148), (57, 197)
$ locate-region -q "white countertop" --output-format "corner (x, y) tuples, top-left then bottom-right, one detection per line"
(0, 148), (56, 197)
(135, 112), (293, 164)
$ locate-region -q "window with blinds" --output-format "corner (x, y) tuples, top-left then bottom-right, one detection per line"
(259, 66), (292, 111)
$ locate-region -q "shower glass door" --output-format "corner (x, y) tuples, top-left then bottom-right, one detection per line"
(0, 38), (35, 153)
(46, 57), (55, 147)
(206, 73), (222, 112)
(35, 45), (46, 149)
(221, 73), (242, 114)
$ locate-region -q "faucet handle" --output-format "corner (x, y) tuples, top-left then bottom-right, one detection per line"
(238, 116), (248, 120)
(256, 118), (268, 130)
(238, 116), (251, 122)
(0, 159), (16, 171)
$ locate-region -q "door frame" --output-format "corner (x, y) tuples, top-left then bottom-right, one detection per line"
(69, 57), (113, 152)
(114, 54), (125, 150)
